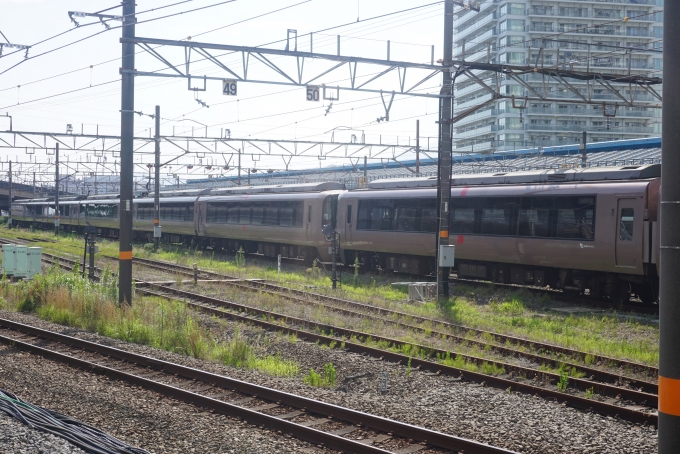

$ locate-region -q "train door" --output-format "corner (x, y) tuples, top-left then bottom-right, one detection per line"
(194, 199), (202, 235)
(305, 204), (313, 241)
(345, 203), (353, 245)
(615, 198), (639, 268)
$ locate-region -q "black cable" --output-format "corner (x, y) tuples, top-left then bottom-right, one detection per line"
(0, 388), (151, 454)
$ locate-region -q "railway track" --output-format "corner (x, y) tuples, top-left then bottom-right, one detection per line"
(127, 255), (659, 378)
(2, 239), (661, 424)
(35, 256), (658, 425)
(0, 317), (516, 454)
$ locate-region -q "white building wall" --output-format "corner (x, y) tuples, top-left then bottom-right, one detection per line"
(453, 0), (663, 153)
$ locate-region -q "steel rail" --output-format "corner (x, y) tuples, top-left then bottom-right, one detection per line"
(42, 246), (655, 393)
(0, 318), (516, 454)
(28, 247), (660, 425)
(129, 255), (659, 377)
(137, 281), (658, 408)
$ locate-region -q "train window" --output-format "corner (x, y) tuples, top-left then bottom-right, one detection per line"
(357, 199), (436, 232)
(217, 205), (227, 224)
(265, 206), (279, 225)
(207, 204), (217, 222)
(86, 204), (117, 218)
(420, 208), (438, 233)
(322, 195), (338, 228)
(226, 207), (238, 224)
(518, 197), (552, 237)
(619, 208), (634, 241)
(555, 197), (595, 240)
(252, 206), (264, 225)
(480, 198), (519, 236)
(280, 207), (294, 226)
(347, 205), (352, 224)
(239, 206), (252, 225)
(450, 198), (478, 234)
(451, 195), (595, 240)
(395, 207), (417, 231)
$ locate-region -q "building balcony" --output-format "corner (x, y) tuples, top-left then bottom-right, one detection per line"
(456, 92), (494, 108)
(454, 124), (498, 139)
(454, 0), (499, 29)
(454, 108), (499, 128)
(527, 9), (658, 22)
(454, 140), (498, 154)
(565, 0), (655, 5)
(454, 28), (497, 57)
(524, 124), (655, 134)
(525, 107), (656, 118)
(455, 82), (490, 98)
(457, 12), (498, 37)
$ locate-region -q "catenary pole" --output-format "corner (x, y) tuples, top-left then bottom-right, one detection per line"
(7, 160), (11, 229)
(416, 119), (420, 176)
(436, 0), (454, 301)
(154, 105), (160, 252)
(237, 149), (241, 186)
(119, 1), (136, 305)
(581, 131), (587, 168)
(659, 1), (680, 451)
(54, 143), (59, 235)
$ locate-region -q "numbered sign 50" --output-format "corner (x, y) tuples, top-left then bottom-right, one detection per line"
(222, 79), (238, 96)
(306, 85), (320, 102)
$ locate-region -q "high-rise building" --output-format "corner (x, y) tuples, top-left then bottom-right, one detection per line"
(453, 0), (663, 153)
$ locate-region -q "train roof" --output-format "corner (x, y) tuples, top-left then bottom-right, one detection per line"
(365, 164), (661, 189)
(207, 182), (345, 195)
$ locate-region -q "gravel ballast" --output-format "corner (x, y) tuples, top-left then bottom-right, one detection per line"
(0, 412), (87, 454)
(0, 309), (658, 454)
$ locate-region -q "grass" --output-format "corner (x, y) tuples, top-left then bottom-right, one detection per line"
(303, 363), (337, 388)
(0, 264), (299, 377)
(0, 225), (659, 368)
(438, 351), (507, 376)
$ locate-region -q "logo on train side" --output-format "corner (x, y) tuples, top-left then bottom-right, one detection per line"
(579, 243), (594, 249)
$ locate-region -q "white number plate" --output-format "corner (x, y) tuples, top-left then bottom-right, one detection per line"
(222, 79), (238, 96)
(306, 85), (320, 102)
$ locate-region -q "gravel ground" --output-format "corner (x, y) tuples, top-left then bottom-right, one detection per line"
(0, 309), (657, 454)
(0, 335), (328, 453)
(0, 412), (87, 454)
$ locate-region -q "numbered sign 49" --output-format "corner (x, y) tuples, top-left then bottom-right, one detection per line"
(306, 85), (320, 102)
(222, 79), (237, 96)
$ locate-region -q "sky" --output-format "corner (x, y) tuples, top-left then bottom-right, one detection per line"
(0, 0), (446, 185)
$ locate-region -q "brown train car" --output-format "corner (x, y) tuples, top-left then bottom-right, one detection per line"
(337, 164), (660, 304)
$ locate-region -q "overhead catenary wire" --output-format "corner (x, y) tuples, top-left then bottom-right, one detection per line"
(0, 1), (442, 113)
(0, 0), (239, 76)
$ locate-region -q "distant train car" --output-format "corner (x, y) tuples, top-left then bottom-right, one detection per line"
(194, 183), (343, 263)
(13, 183), (344, 264)
(337, 164), (660, 304)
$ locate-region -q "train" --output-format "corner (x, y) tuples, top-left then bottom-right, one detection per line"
(11, 164), (661, 304)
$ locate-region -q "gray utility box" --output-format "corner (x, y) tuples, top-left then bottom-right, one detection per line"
(438, 245), (455, 267)
(2, 244), (14, 276)
(1, 244), (15, 275)
(26, 247), (42, 279)
(14, 246), (28, 278)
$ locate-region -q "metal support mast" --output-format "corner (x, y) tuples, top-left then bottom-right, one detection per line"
(54, 143), (59, 235)
(119, 1), (136, 305)
(581, 131), (587, 168)
(237, 149), (241, 186)
(7, 160), (11, 229)
(416, 120), (420, 176)
(436, 0), (455, 301)
(659, 1), (680, 451)
(154, 105), (161, 252)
